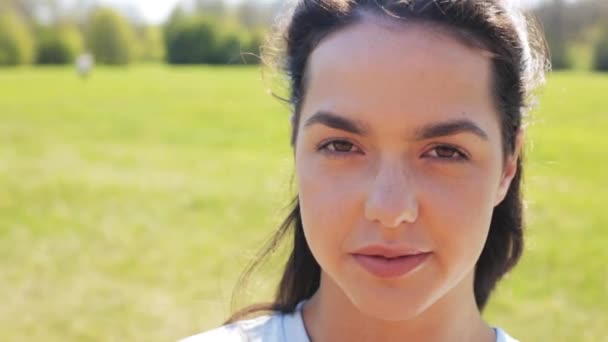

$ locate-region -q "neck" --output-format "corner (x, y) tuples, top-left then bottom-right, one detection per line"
(301, 271), (494, 342)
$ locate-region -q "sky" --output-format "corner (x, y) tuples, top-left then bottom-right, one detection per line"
(97, 0), (546, 25)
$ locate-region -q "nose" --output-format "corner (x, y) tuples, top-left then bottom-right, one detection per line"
(364, 161), (419, 228)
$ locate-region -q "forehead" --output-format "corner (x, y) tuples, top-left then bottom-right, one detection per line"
(301, 18), (499, 135)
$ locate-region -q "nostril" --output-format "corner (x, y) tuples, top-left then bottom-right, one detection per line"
(364, 194), (419, 227)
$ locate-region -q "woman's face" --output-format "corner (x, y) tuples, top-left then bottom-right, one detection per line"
(294, 19), (520, 320)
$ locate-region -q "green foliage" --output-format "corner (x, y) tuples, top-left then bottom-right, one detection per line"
(533, 0), (608, 71)
(592, 26), (608, 71)
(534, 0), (572, 70)
(135, 25), (165, 62)
(164, 16), (218, 64)
(85, 8), (134, 65)
(241, 28), (266, 64)
(548, 43), (572, 70)
(212, 20), (249, 64)
(0, 10), (34, 66)
(543, 17), (572, 70)
(215, 32), (241, 64)
(35, 25), (83, 65)
(164, 15), (262, 65)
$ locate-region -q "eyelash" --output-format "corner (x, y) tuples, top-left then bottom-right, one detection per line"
(317, 139), (363, 158)
(317, 139), (469, 161)
(425, 144), (469, 161)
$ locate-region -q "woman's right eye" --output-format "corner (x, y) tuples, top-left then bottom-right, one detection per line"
(318, 139), (362, 156)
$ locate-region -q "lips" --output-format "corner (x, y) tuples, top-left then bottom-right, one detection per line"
(351, 245), (431, 278)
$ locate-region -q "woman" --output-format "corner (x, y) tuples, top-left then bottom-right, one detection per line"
(184, 0), (548, 341)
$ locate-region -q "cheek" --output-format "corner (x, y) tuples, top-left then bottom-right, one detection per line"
(420, 169), (498, 271)
(295, 152), (363, 264)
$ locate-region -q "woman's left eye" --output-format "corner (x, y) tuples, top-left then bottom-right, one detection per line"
(425, 145), (468, 161)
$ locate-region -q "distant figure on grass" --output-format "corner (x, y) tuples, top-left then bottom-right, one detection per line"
(76, 53), (94, 79)
(182, 1), (549, 341)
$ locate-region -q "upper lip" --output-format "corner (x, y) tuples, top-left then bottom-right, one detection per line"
(351, 245), (431, 258)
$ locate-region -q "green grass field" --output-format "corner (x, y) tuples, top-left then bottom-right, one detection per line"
(0, 65), (606, 341)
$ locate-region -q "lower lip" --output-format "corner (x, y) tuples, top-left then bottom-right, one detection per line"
(352, 253), (431, 278)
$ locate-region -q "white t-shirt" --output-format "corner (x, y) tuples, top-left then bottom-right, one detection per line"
(181, 302), (518, 342)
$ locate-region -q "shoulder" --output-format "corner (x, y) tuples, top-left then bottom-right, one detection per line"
(179, 309), (309, 342)
(494, 327), (519, 342)
(179, 315), (276, 342)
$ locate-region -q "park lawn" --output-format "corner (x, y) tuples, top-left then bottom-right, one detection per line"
(0, 65), (606, 341)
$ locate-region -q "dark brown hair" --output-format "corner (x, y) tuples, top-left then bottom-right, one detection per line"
(228, 0), (548, 322)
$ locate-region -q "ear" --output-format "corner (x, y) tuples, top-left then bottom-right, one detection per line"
(494, 129), (524, 207)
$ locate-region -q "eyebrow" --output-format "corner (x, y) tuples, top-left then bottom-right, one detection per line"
(415, 119), (489, 141)
(304, 111), (369, 135)
(303, 111), (488, 141)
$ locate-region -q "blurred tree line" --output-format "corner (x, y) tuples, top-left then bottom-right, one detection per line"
(163, 0), (274, 65)
(534, 0), (608, 71)
(0, 0), (607, 70)
(0, 0), (277, 66)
